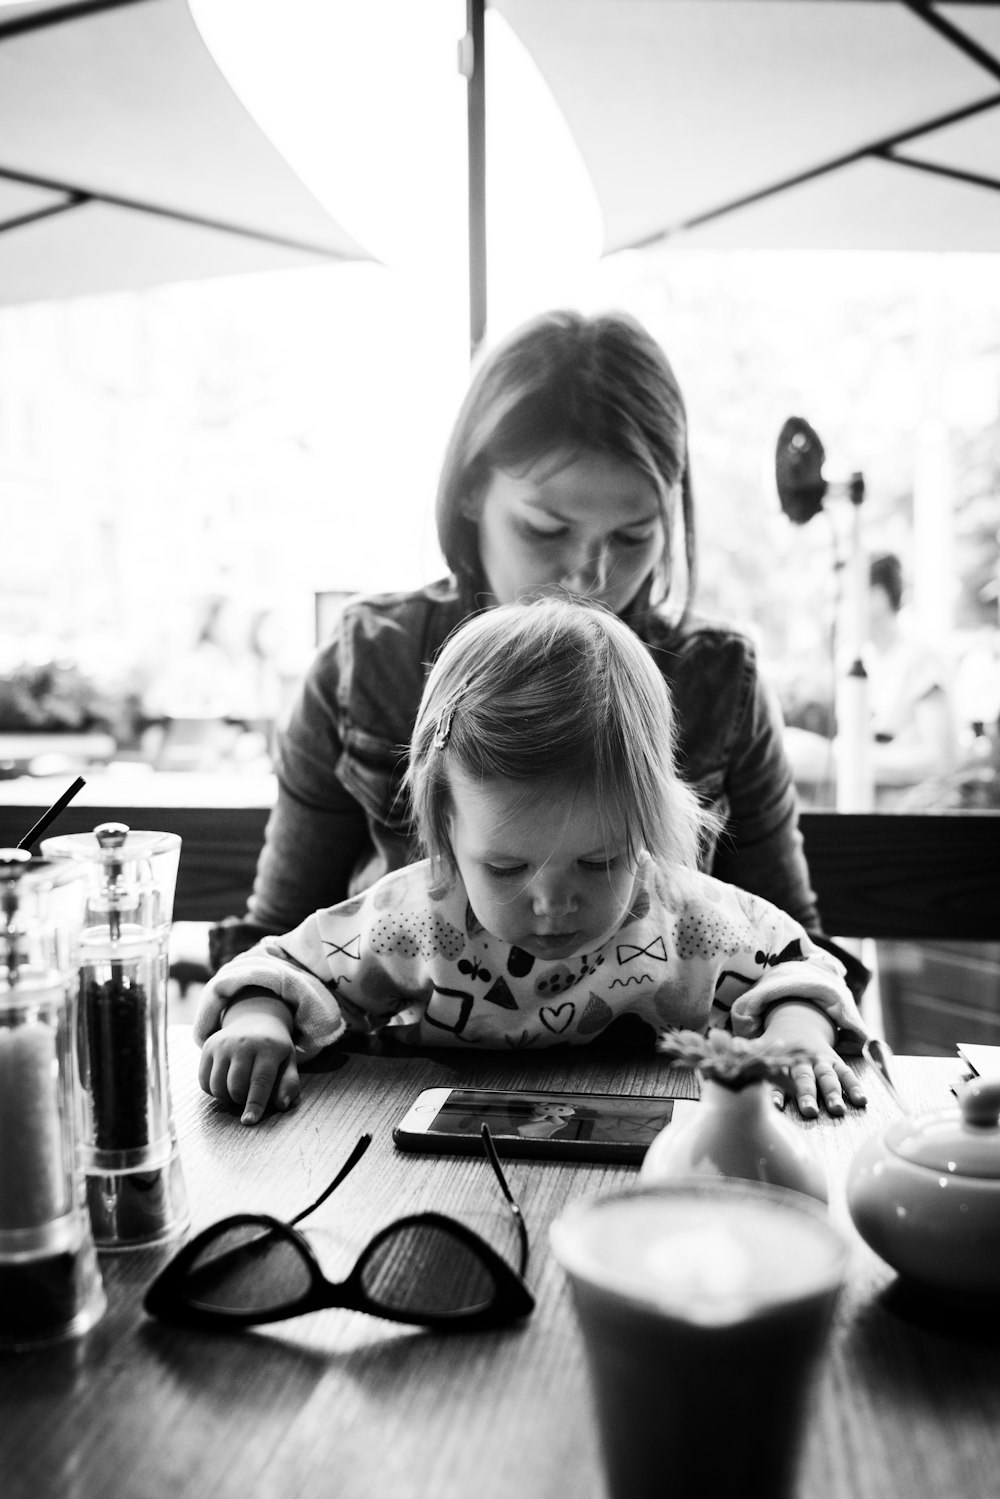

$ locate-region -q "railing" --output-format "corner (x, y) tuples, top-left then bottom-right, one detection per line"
(796, 811), (997, 941)
(1, 790), (995, 938)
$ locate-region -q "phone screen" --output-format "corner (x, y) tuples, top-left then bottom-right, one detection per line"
(395, 1087), (695, 1162)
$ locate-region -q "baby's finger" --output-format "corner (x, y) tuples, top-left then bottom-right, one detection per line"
(812, 1059), (845, 1116)
(197, 1042), (216, 1098)
(273, 1054), (301, 1114)
(203, 1047), (238, 1107)
(790, 1060), (819, 1119)
(225, 1051), (255, 1110)
(241, 1056), (280, 1126)
(836, 1061), (868, 1109)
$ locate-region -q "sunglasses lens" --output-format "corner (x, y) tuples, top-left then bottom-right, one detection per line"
(360, 1223), (499, 1318)
(182, 1223), (313, 1314)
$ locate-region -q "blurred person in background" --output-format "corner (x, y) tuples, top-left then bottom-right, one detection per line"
(864, 552), (957, 802)
(142, 595), (283, 771)
(783, 550), (958, 807)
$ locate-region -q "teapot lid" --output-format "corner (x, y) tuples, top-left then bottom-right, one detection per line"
(884, 1077), (1000, 1179)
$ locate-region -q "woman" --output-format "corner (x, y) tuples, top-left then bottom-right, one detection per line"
(214, 309), (847, 985)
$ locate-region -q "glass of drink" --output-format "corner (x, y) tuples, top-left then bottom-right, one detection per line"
(550, 1178), (848, 1499)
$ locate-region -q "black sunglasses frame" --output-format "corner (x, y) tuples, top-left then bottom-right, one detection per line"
(144, 1127), (534, 1333)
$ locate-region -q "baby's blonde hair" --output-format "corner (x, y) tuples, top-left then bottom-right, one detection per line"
(406, 598), (717, 891)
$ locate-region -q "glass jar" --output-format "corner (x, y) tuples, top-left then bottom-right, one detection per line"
(42, 824), (189, 1249)
(0, 849), (106, 1349)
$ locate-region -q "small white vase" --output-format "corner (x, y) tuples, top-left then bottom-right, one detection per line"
(640, 1077), (828, 1203)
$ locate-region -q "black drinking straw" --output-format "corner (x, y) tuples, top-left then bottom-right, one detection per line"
(16, 777), (87, 851)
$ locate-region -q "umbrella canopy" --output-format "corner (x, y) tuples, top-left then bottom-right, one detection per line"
(492, 0), (1000, 254)
(0, 0), (371, 307)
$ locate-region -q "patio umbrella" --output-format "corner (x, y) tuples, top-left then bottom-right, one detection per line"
(481, 0), (1000, 812)
(490, 0), (1000, 261)
(0, 0), (371, 307)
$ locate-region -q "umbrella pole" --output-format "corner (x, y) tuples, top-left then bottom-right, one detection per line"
(836, 475), (872, 812)
(463, 0), (487, 361)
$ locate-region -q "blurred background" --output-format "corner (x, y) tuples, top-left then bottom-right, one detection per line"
(3, 0), (998, 808)
(3, 0), (999, 1042)
(4, 245), (997, 805)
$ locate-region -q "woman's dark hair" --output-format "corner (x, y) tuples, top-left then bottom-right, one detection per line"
(435, 309), (696, 622)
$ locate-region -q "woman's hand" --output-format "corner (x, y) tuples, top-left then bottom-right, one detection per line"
(198, 992), (299, 1126)
(763, 1001), (868, 1119)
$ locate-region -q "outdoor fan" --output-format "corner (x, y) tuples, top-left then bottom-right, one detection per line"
(775, 417), (872, 811)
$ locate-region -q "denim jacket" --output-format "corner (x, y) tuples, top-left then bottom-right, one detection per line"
(247, 578), (820, 936)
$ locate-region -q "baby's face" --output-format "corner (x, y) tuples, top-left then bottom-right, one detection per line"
(447, 768), (641, 961)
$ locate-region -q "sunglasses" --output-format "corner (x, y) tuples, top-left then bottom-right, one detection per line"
(143, 1125), (534, 1332)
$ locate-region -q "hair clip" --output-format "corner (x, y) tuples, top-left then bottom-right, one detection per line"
(433, 676), (470, 751)
(434, 702), (457, 751)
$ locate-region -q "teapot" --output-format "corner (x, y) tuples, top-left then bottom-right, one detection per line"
(846, 1076), (1000, 1299)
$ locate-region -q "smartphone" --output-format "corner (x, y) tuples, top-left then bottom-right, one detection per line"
(392, 1087), (699, 1164)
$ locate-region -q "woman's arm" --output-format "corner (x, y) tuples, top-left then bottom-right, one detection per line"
(247, 642), (374, 933)
(245, 590), (449, 934)
(249, 777), (370, 932)
(709, 663), (821, 932)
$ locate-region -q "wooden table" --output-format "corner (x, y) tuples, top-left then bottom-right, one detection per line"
(1, 1037), (997, 1499)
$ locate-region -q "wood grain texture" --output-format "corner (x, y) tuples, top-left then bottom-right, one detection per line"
(799, 811), (999, 940)
(2, 1034), (997, 1499)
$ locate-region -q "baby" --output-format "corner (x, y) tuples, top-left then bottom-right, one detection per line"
(195, 598), (868, 1123)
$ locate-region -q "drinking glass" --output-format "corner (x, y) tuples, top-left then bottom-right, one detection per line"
(551, 1178), (848, 1499)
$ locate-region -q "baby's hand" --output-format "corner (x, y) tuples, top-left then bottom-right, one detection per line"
(198, 995), (299, 1125)
(763, 1000), (867, 1119)
(784, 1040), (867, 1119)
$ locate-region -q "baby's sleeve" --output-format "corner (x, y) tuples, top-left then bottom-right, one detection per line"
(720, 890), (869, 1051)
(193, 917), (347, 1059)
(193, 873), (434, 1056)
(729, 942), (868, 1050)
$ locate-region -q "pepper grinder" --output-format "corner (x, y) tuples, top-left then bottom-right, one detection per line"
(0, 849), (106, 1350)
(42, 824), (189, 1249)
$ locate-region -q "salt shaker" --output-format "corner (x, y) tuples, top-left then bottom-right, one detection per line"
(0, 849), (106, 1350)
(42, 824), (189, 1249)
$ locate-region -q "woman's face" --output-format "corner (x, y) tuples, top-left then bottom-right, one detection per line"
(471, 450), (668, 614)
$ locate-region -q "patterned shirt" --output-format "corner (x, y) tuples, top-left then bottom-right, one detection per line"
(195, 857), (867, 1057)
